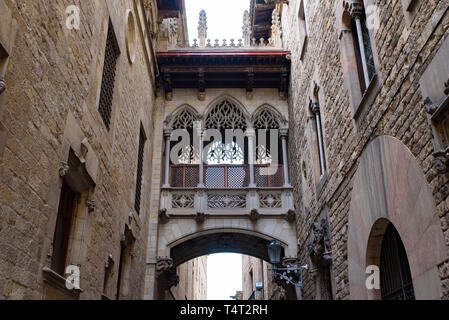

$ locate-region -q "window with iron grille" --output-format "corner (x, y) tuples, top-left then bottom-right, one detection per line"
(380, 224), (415, 300)
(98, 19), (120, 131)
(134, 125), (146, 214)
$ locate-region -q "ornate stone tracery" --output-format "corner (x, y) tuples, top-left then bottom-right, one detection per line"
(205, 100), (247, 130)
(254, 108), (281, 129)
(171, 108), (196, 129)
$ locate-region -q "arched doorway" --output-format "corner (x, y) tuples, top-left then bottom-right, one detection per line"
(380, 223), (415, 300)
(348, 135), (446, 299)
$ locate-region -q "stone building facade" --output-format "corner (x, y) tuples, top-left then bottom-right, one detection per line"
(0, 0), (159, 299)
(280, 0), (449, 299)
(169, 256), (207, 300)
(1, 0), (449, 301)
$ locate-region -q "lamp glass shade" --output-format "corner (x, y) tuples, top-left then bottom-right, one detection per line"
(267, 240), (282, 265)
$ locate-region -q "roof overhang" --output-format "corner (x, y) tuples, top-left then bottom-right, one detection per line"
(157, 49), (291, 100)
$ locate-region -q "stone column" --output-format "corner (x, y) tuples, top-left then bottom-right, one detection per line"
(195, 122), (205, 187)
(163, 128), (172, 188)
(246, 127), (256, 187)
(350, 2), (370, 88)
(280, 128), (291, 187)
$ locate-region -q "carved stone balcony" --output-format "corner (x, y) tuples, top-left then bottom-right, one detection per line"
(160, 164), (293, 218)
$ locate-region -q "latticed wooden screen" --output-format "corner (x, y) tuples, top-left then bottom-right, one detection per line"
(170, 165), (199, 188)
(98, 19), (120, 131)
(255, 164), (284, 187)
(204, 165), (249, 188)
(134, 126), (146, 214)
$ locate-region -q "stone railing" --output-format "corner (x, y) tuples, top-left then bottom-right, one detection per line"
(173, 37), (283, 50)
(160, 186), (294, 217)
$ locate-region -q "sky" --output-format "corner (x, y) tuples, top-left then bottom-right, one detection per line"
(185, 0), (251, 45)
(207, 253), (243, 300)
(184, 0), (250, 301)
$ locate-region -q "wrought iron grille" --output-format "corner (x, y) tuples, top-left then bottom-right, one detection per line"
(255, 164), (284, 187)
(204, 165), (249, 188)
(380, 224), (415, 300)
(134, 126), (146, 214)
(98, 20), (120, 131)
(170, 165), (199, 188)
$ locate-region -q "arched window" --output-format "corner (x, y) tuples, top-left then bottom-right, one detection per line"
(205, 100), (247, 130)
(205, 99), (247, 165)
(253, 107), (281, 165)
(344, 0), (376, 94)
(380, 224), (415, 300)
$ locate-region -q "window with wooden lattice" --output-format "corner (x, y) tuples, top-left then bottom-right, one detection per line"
(98, 19), (120, 131)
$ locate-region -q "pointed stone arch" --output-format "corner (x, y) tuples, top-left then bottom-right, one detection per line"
(348, 135), (447, 300)
(204, 95), (250, 130)
(166, 104), (199, 129)
(252, 104), (286, 129)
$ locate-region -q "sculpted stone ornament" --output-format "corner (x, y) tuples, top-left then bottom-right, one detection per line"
(156, 257), (174, 276)
(196, 212), (206, 224)
(285, 209), (296, 222)
(433, 150), (449, 174)
(158, 208), (170, 224)
(249, 209), (260, 221)
(156, 257), (179, 289)
(86, 199), (96, 213)
(445, 78), (449, 95)
(307, 218), (332, 266)
(424, 97), (438, 115)
(0, 76), (5, 95)
(242, 10), (251, 47)
(59, 162), (70, 177)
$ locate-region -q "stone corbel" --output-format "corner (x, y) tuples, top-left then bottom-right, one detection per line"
(198, 70), (206, 101)
(158, 208), (170, 224)
(86, 199), (96, 213)
(249, 209), (260, 222)
(59, 161), (70, 177)
(285, 209), (296, 222)
(433, 149), (449, 174)
(195, 212), (206, 224)
(424, 97), (439, 115)
(156, 257), (179, 289)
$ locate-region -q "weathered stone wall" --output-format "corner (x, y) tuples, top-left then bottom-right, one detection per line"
(281, 0), (449, 299)
(0, 0), (157, 299)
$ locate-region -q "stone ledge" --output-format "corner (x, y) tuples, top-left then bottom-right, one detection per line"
(42, 267), (82, 299)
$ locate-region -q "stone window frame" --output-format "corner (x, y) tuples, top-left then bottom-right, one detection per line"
(43, 113), (99, 299)
(297, 0), (308, 60)
(0, 1), (18, 159)
(337, 0), (382, 123)
(400, 0), (424, 27)
(307, 77), (329, 193)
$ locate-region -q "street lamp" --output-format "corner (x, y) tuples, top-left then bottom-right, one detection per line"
(267, 240), (308, 288)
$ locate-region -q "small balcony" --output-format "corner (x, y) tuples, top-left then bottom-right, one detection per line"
(170, 164), (285, 189)
(161, 164), (293, 217)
